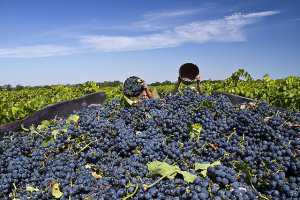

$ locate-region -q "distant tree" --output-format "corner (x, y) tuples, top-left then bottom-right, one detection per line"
(16, 84), (24, 90)
(3, 84), (12, 90)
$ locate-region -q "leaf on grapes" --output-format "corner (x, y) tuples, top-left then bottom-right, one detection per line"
(232, 161), (253, 184)
(194, 163), (211, 171)
(210, 161), (221, 167)
(51, 182), (63, 199)
(200, 170), (208, 177)
(52, 129), (60, 140)
(123, 95), (138, 106)
(147, 161), (197, 183)
(41, 135), (55, 147)
(37, 120), (51, 131)
(190, 123), (202, 140)
(85, 163), (93, 169)
(66, 114), (80, 124)
(147, 161), (180, 180)
(91, 171), (102, 179)
(26, 185), (39, 192)
(198, 100), (214, 109)
(179, 171), (197, 183)
(29, 125), (39, 134)
(195, 161), (221, 177)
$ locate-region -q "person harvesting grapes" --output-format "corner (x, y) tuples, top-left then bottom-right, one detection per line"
(123, 76), (159, 105)
(173, 63), (203, 94)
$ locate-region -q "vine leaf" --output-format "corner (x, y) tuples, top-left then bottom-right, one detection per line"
(37, 120), (51, 131)
(190, 123), (202, 140)
(41, 135), (55, 147)
(147, 161), (197, 184)
(123, 95), (138, 106)
(51, 182), (63, 199)
(66, 114), (80, 124)
(180, 171), (197, 183)
(147, 161), (179, 180)
(26, 185), (39, 192)
(195, 161), (221, 177)
(91, 171), (102, 179)
(194, 163), (211, 171)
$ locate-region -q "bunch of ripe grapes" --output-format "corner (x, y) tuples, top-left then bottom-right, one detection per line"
(0, 89), (299, 199)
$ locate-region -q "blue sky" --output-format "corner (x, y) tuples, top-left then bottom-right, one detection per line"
(0, 0), (299, 86)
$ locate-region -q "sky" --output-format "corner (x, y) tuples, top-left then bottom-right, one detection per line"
(0, 0), (300, 86)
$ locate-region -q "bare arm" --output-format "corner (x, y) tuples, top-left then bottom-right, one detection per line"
(141, 82), (154, 99)
(195, 75), (203, 94)
(196, 80), (203, 94)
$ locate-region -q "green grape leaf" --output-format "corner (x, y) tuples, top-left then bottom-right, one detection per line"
(66, 114), (80, 124)
(179, 171), (197, 183)
(190, 123), (202, 140)
(195, 161), (221, 177)
(41, 135), (55, 147)
(123, 95), (138, 106)
(194, 163), (211, 171)
(26, 185), (39, 192)
(52, 129), (60, 140)
(37, 120), (51, 131)
(52, 182), (63, 199)
(147, 161), (197, 184)
(147, 161), (179, 180)
(200, 170), (208, 177)
(11, 106), (18, 115)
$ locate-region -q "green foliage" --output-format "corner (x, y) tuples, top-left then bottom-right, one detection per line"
(0, 70), (299, 126)
(66, 114), (80, 124)
(25, 185), (39, 193)
(0, 82), (100, 125)
(189, 123), (202, 141)
(51, 182), (63, 199)
(195, 160), (221, 177)
(146, 161), (197, 189)
(147, 161), (180, 180)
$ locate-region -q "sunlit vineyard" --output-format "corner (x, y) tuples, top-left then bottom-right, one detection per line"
(1, 69), (299, 125)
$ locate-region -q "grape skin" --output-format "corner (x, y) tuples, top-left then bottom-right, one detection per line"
(0, 89), (299, 199)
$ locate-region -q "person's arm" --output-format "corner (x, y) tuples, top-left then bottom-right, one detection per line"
(173, 77), (181, 93)
(196, 80), (203, 94)
(195, 75), (203, 94)
(141, 82), (154, 99)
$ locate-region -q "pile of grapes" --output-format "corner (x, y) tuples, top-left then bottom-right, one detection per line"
(0, 89), (299, 200)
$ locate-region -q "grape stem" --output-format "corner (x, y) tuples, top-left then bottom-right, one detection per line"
(122, 184), (139, 200)
(144, 171), (178, 190)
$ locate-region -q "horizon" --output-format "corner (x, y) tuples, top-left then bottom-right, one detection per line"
(1, 71), (298, 88)
(1, 0), (300, 86)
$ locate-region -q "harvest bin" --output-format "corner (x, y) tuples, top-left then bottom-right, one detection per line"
(0, 92), (254, 134)
(0, 92), (106, 133)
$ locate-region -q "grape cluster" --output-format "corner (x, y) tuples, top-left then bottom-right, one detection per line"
(207, 165), (237, 186)
(0, 89), (299, 199)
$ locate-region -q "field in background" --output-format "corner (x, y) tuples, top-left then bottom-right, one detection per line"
(0, 69), (299, 125)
